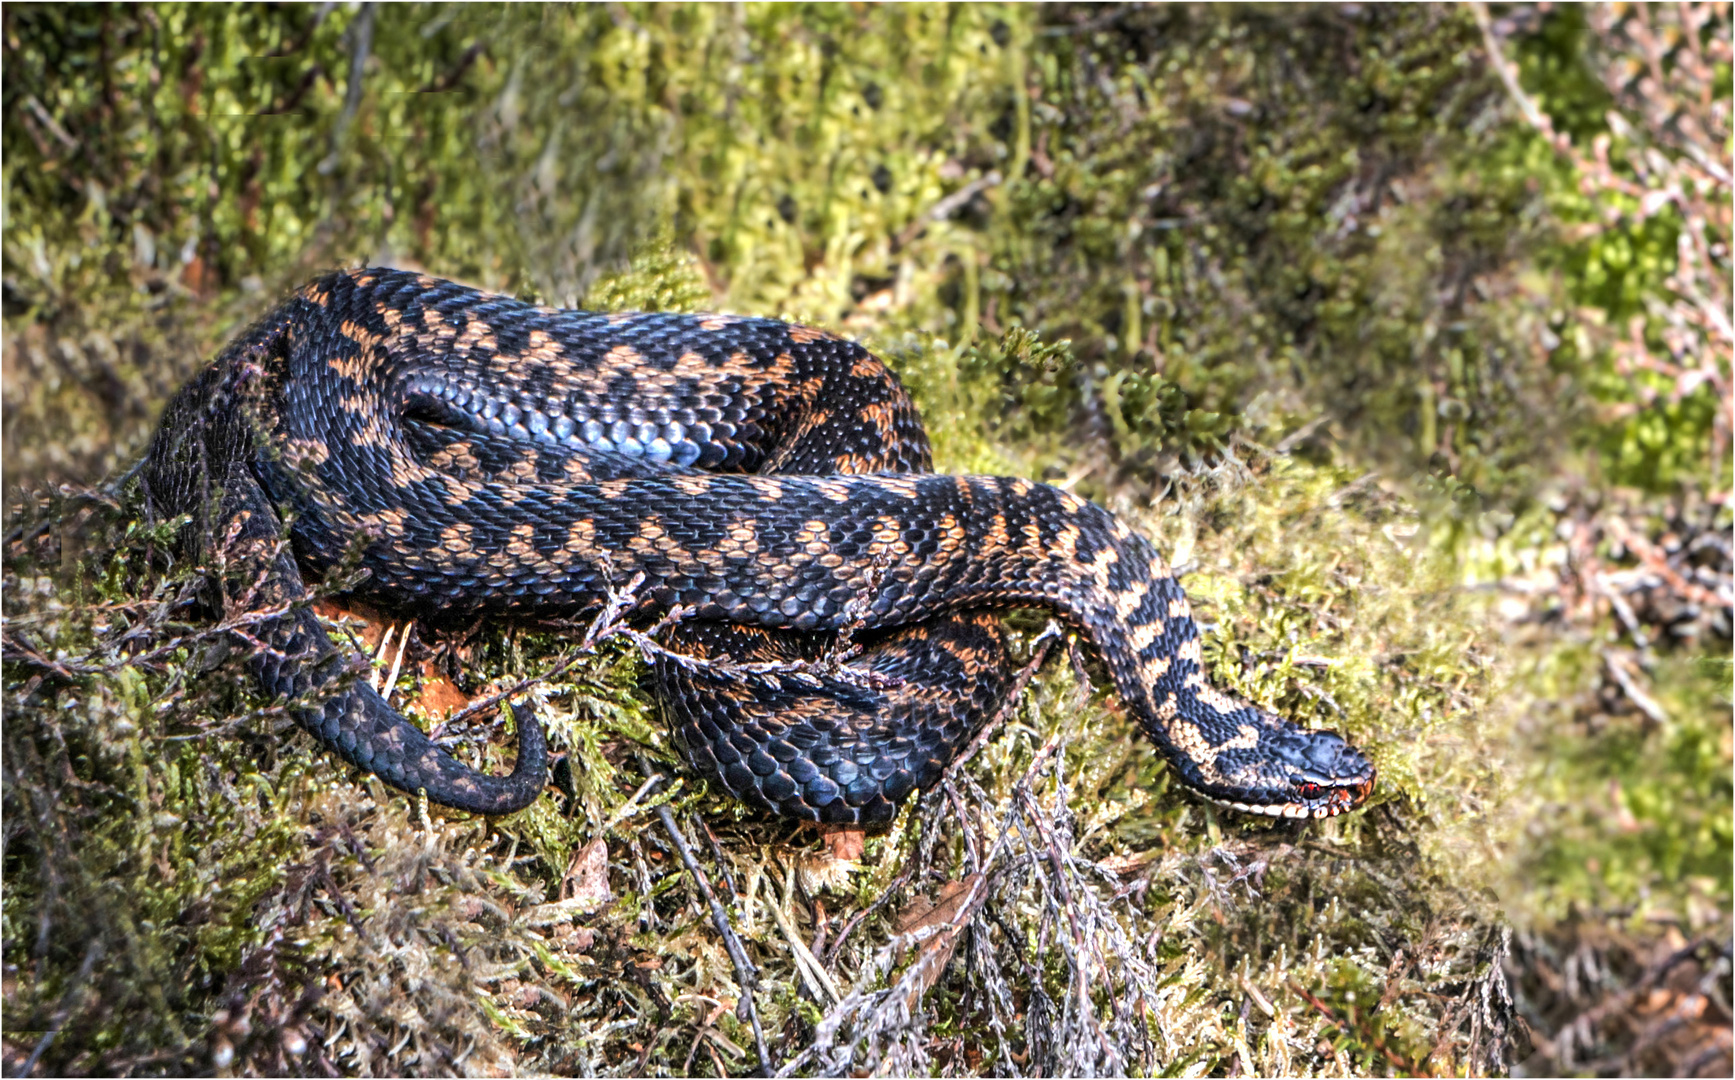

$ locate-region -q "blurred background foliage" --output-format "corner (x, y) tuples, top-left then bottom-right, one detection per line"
(2, 2), (1729, 1076)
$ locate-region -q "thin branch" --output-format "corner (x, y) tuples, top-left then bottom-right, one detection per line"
(639, 757), (773, 1077)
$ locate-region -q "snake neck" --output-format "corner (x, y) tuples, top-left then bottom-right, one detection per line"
(967, 484), (1374, 818)
(918, 480), (1373, 818)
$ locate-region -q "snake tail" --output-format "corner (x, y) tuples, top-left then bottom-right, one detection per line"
(142, 341), (548, 815)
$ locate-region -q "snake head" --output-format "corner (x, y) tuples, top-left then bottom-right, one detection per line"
(1274, 727), (1376, 818)
(1197, 721), (1377, 820)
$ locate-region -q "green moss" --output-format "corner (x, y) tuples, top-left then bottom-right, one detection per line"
(1501, 6), (1728, 495)
(956, 5), (1575, 500)
(1514, 642), (1733, 919)
(3, 510), (317, 1069)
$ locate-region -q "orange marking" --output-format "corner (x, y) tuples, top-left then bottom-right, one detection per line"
(1052, 523), (1080, 563)
(440, 522), (476, 555)
(360, 506), (409, 538)
(857, 401), (901, 448)
(1113, 580), (1148, 618)
(786, 323), (837, 344)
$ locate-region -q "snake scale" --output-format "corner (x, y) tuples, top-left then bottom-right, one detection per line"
(142, 269), (1375, 823)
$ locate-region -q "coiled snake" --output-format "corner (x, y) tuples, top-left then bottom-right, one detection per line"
(143, 269), (1375, 823)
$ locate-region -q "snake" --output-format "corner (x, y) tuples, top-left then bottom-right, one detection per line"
(141, 268), (1375, 824)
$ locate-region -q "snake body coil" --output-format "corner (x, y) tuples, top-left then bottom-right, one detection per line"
(143, 269), (1375, 821)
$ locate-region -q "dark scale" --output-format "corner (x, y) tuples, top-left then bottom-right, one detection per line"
(142, 269), (1375, 821)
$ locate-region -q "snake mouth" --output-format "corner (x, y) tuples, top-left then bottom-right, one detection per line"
(1197, 728), (1377, 819)
(1249, 770), (1381, 819)
(1210, 770), (1377, 819)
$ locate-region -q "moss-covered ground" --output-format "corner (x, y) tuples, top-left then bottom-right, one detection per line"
(3, 4), (1729, 1076)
